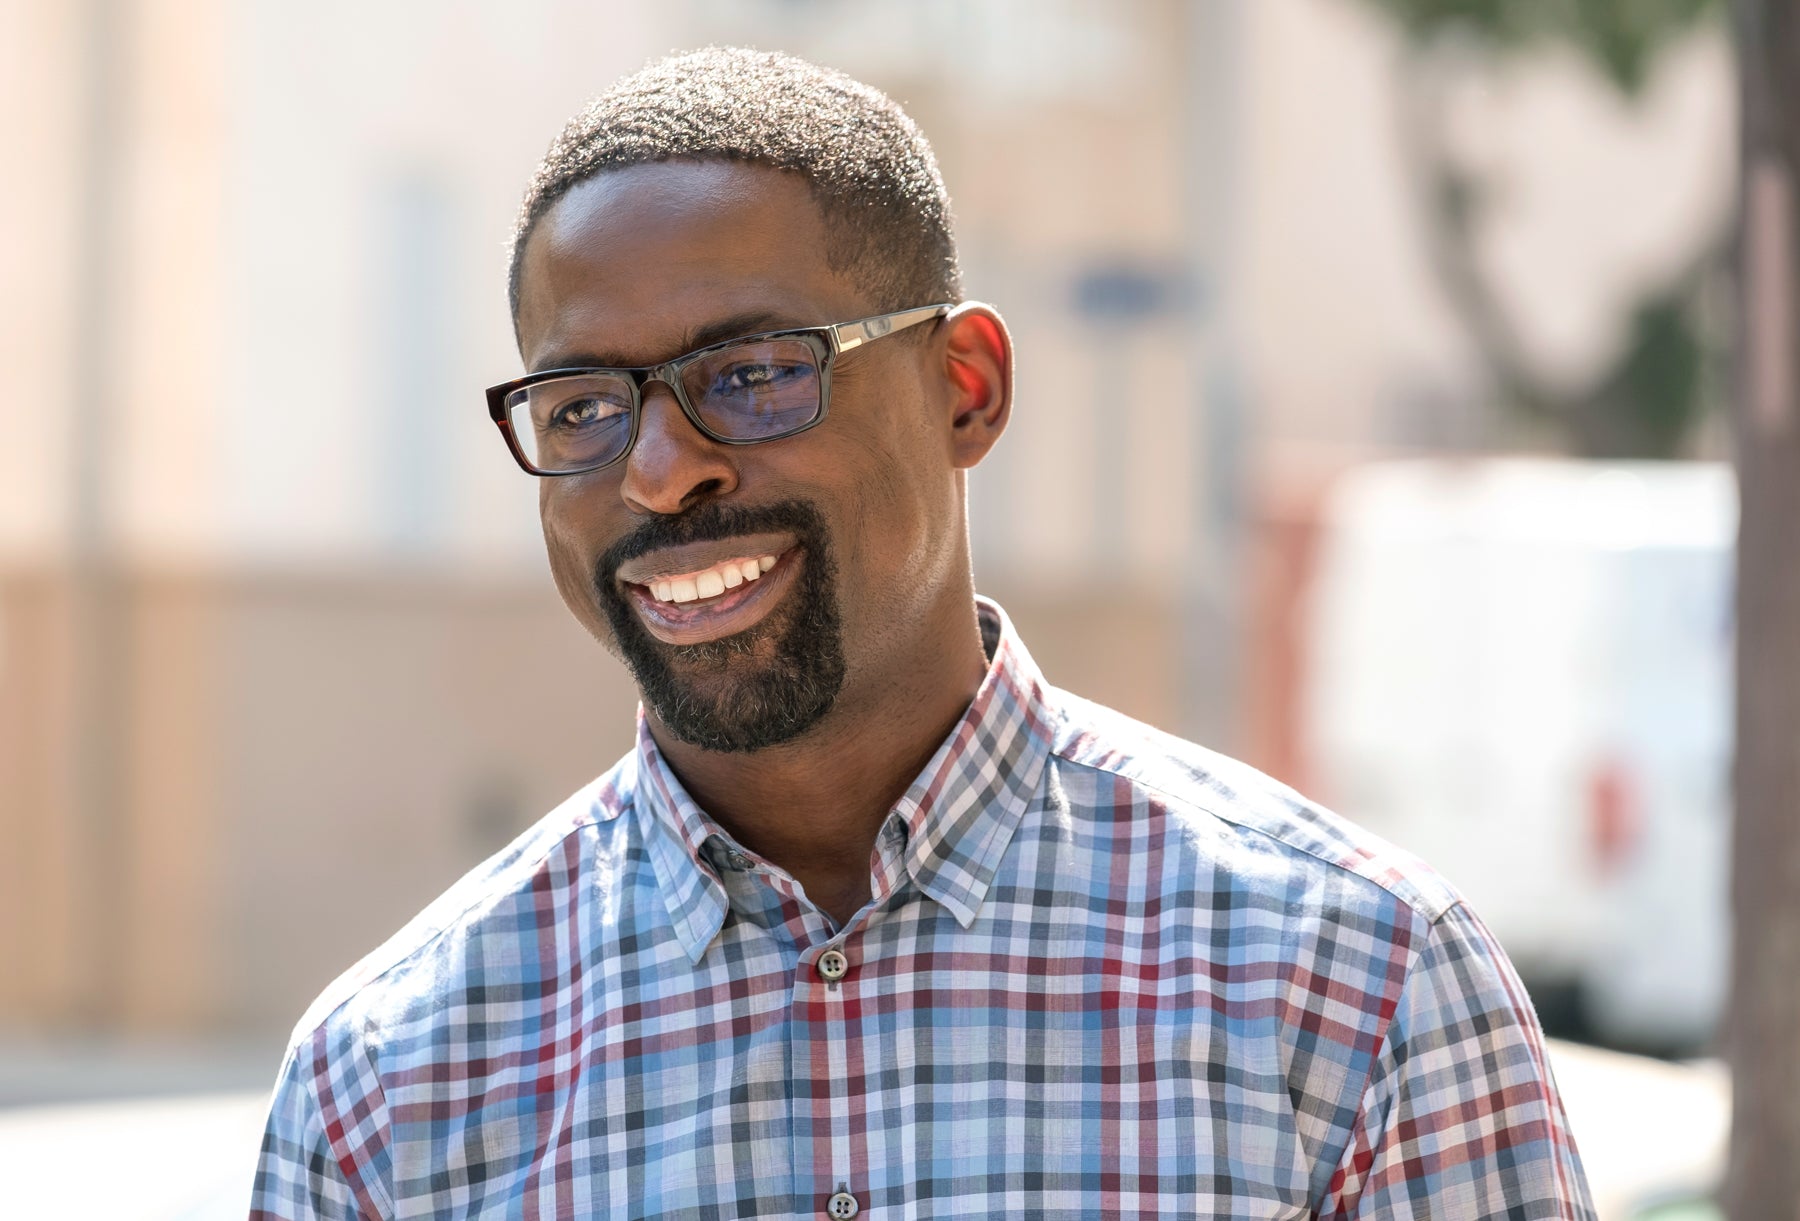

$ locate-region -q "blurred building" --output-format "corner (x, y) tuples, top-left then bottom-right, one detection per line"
(0, 0), (1732, 1042)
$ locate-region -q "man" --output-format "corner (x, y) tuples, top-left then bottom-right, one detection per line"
(254, 48), (1593, 1219)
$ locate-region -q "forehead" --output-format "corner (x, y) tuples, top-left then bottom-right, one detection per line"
(515, 161), (870, 370)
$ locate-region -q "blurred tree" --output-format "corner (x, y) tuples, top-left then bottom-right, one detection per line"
(1354, 0), (1727, 456)
(1729, 2), (1800, 1215)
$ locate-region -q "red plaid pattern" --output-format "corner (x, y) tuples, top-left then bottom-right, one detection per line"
(252, 599), (1593, 1218)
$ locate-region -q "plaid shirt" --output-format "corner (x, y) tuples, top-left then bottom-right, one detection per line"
(253, 599), (1592, 1219)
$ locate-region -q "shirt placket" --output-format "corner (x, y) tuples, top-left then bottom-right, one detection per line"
(790, 820), (909, 1220)
(795, 935), (863, 1218)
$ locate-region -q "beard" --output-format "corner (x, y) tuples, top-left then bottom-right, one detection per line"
(594, 499), (846, 753)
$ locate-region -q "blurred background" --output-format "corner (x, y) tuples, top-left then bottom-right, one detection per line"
(0, 0), (1743, 1216)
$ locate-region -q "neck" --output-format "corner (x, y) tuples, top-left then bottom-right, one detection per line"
(650, 598), (990, 926)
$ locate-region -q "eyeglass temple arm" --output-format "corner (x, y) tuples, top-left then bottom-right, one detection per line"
(832, 304), (952, 352)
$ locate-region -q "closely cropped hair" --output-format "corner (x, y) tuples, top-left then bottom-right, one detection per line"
(509, 47), (963, 334)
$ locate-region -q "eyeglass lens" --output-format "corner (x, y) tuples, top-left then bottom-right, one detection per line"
(680, 338), (822, 440)
(507, 373), (636, 473)
(505, 337), (824, 473)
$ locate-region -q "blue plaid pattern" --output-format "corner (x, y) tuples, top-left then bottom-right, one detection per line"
(252, 599), (1592, 1218)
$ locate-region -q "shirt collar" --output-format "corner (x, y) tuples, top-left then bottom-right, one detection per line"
(632, 596), (1056, 959)
(889, 598), (1054, 927)
(633, 735), (733, 963)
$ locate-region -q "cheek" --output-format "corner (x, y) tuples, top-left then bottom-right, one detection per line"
(538, 483), (610, 623)
(835, 418), (958, 607)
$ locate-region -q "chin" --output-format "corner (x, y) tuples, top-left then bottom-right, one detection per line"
(594, 504), (848, 754)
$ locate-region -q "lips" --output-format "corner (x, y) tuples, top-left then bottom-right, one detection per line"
(620, 545), (801, 646)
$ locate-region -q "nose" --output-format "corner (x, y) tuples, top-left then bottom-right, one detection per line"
(618, 381), (739, 515)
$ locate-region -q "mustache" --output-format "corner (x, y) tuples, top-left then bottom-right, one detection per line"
(596, 499), (827, 584)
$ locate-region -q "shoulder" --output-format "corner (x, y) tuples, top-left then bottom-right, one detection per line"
(282, 755), (640, 1052)
(1042, 685), (1462, 930)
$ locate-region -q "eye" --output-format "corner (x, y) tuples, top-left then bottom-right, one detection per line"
(718, 362), (809, 393)
(534, 387), (629, 432)
(553, 398), (603, 428)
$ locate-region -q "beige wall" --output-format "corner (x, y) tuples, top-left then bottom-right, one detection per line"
(1, 568), (635, 1033)
(0, 572), (85, 1024)
(0, 1), (83, 557)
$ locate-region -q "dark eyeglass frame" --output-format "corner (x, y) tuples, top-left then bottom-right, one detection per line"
(486, 303), (953, 476)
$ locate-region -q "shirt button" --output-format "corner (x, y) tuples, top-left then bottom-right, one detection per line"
(826, 1191), (859, 1219)
(816, 948), (849, 982)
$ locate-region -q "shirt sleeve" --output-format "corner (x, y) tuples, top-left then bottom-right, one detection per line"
(1320, 900), (1597, 1220)
(249, 1039), (383, 1220)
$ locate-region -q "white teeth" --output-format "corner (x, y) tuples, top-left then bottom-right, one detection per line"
(647, 553), (783, 604)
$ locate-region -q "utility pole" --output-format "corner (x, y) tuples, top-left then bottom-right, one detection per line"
(66, 0), (129, 1028)
(1181, 0), (1246, 752)
(1728, 0), (1800, 1213)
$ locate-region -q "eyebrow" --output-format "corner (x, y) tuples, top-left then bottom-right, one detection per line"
(532, 310), (804, 373)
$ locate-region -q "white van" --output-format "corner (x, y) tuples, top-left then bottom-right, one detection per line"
(1301, 458), (1733, 1053)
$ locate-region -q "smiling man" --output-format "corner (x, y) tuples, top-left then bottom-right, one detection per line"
(253, 49), (1593, 1219)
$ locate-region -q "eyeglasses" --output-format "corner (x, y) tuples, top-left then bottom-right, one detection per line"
(487, 304), (952, 476)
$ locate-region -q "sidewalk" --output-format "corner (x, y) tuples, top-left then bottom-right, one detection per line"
(1549, 1040), (1728, 1219)
(1, 1088), (269, 1219)
(0, 1034), (276, 1218)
